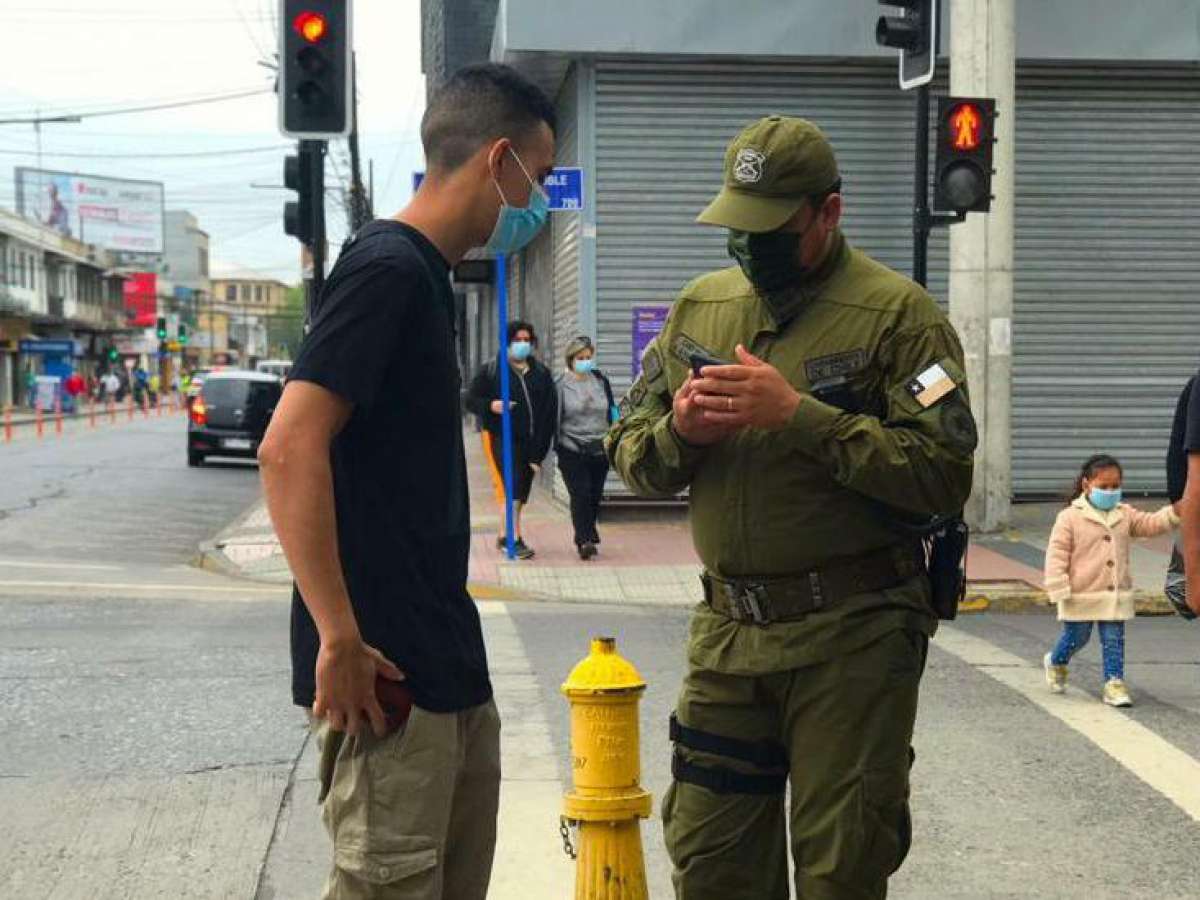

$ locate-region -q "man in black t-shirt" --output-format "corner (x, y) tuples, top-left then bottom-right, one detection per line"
(259, 64), (556, 899)
(1167, 371), (1200, 616)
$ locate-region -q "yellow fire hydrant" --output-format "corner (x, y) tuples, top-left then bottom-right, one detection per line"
(561, 636), (652, 899)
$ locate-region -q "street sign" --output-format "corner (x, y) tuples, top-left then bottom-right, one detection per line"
(545, 167), (584, 211)
(19, 339), (76, 356)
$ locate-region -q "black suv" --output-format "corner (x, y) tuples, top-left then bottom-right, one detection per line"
(187, 370), (282, 467)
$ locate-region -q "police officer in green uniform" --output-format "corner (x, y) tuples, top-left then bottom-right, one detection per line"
(606, 116), (976, 899)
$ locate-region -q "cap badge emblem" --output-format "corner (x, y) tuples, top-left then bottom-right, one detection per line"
(733, 148), (766, 184)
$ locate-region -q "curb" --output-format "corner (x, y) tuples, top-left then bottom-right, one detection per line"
(963, 581), (1178, 617)
(192, 498), (282, 585)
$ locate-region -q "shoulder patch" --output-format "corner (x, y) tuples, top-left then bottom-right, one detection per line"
(805, 349), (868, 384)
(618, 376), (648, 418)
(906, 363), (957, 409)
(641, 344), (664, 384)
(941, 399), (979, 454)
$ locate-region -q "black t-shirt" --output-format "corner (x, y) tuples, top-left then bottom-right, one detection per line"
(288, 220), (491, 713)
(1166, 370), (1200, 502)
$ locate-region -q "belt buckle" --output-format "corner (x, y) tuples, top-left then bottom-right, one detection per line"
(727, 582), (769, 625)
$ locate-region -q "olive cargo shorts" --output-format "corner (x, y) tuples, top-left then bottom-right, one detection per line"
(664, 630), (927, 900)
(313, 700), (501, 900)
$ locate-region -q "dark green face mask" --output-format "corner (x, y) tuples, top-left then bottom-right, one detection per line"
(727, 223), (813, 295)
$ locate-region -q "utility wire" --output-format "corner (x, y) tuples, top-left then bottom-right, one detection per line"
(0, 144), (287, 160)
(0, 89), (270, 124)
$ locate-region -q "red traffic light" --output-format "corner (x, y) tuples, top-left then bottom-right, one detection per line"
(948, 102), (983, 152)
(293, 11), (328, 43)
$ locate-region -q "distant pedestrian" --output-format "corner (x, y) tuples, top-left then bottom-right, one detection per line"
(257, 62), (556, 900)
(466, 320), (557, 560)
(102, 371), (120, 402)
(1043, 454), (1179, 707)
(554, 335), (618, 559)
(64, 371), (85, 412)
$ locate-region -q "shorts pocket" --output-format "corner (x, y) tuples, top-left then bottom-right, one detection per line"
(334, 837), (438, 885)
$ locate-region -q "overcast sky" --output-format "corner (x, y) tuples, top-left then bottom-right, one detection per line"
(1, 0), (426, 283)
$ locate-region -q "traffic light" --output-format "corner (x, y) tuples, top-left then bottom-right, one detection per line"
(934, 96), (997, 214)
(283, 150), (315, 244)
(279, 0), (352, 138)
(156, 316), (168, 340)
(876, 1), (937, 90)
(178, 323), (189, 346)
(107, 347), (119, 363)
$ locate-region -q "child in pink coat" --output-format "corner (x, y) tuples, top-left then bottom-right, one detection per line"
(1043, 454), (1178, 707)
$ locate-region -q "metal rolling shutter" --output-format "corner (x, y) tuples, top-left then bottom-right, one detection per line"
(594, 58), (949, 408)
(552, 67), (583, 369)
(1013, 64), (1200, 495)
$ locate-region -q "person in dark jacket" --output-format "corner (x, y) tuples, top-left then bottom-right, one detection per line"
(466, 320), (557, 558)
(555, 335), (619, 559)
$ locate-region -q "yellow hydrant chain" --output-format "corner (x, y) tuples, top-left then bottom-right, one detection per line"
(559, 816), (577, 860)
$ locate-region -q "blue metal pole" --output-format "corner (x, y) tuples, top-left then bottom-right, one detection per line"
(496, 255), (517, 560)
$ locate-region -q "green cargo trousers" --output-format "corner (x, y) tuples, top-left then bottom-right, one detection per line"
(663, 628), (927, 900)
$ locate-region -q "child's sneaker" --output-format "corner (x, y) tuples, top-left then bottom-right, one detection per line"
(1103, 678), (1133, 708)
(1043, 653), (1068, 693)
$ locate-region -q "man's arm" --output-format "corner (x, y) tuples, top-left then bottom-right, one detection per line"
(258, 380), (402, 737)
(1181, 452), (1200, 615)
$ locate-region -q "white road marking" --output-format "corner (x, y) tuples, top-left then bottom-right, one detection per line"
(479, 602), (572, 899)
(936, 625), (1200, 822)
(0, 560), (124, 571)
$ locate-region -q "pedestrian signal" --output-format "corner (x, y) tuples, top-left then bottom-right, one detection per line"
(178, 323), (189, 345)
(156, 316), (168, 340)
(934, 96), (996, 214)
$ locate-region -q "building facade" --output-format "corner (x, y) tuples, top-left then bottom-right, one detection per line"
(0, 207), (126, 407)
(209, 270), (291, 366)
(428, 0), (1200, 498)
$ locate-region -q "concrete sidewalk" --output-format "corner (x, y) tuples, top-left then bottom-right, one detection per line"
(199, 426), (1179, 615)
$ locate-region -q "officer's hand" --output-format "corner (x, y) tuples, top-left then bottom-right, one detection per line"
(672, 377), (739, 446)
(490, 400), (517, 415)
(691, 345), (803, 431)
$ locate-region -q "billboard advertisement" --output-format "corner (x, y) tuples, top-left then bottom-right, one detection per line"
(15, 167), (164, 254)
(123, 272), (158, 327)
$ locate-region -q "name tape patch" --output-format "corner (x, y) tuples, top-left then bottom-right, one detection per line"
(670, 334), (721, 368)
(805, 349), (868, 384)
(907, 363), (957, 408)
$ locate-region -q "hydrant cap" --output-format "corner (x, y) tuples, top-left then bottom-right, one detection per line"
(561, 636), (646, 694)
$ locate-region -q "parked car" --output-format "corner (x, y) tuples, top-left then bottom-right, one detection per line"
(187, 370), (281, 467)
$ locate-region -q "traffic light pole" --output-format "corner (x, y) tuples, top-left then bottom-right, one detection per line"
(300, 139), (327, 325)
(911, 85), (967, 288)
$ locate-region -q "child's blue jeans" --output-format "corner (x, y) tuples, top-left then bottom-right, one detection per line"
(1050, 620), (1125, 681)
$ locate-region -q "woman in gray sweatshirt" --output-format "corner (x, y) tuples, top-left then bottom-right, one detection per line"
(555, 336), (618, 559)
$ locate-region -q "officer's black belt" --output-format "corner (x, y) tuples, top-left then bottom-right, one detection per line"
(671, 750), (787, 795)
(701, 543), (924, 625)
(669, 713), (788, 769)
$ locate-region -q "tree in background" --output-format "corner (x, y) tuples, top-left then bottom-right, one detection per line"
(266, 284), (307, 359)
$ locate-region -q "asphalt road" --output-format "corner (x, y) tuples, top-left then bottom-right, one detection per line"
(3, 417), (1200, 898)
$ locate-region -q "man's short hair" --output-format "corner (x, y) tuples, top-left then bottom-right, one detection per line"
(422, 64), (557, 174)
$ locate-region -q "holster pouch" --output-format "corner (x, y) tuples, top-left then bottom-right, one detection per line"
(924, 517), (969, 621)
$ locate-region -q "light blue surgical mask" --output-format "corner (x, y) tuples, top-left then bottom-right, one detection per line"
(483, 148), (549, 256)
(509, 341), (532, 362)
(573, 358), (595, 375)
(1088, 487), (1122, 511)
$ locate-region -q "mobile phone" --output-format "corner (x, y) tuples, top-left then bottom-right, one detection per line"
(375, 675), (414, 734)
(690, 351), (732, 379)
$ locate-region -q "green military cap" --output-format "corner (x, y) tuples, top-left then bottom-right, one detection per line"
(697, 116), (840, 233)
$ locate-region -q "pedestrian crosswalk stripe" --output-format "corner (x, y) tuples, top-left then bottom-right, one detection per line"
(935, 626), (1200, 822)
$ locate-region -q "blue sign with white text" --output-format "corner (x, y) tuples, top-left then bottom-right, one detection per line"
(19, 340), (76, 356)
(544, 167), (584, 211)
